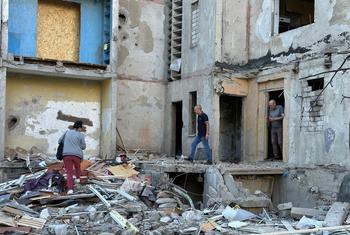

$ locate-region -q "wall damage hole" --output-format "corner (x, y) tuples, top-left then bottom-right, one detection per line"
(7, 115), (19, 130)
(57, 111), (93, 126)
(168, 172), (204, 209)
(119, 13), (127, 26)
(307, 78), (324, 91)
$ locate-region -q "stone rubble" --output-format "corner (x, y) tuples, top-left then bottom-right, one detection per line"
(0, 155), (349, 234)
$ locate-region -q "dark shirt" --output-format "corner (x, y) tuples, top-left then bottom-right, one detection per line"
(197, 113), (209, 137)
(269, 105), (284, 128)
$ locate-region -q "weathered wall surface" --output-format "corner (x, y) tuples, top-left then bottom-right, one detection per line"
(218, 0), (249, 65)
(287, 56), (350, 166)
(165, 76), (214, 156)
(5, 73), (101, 158)
(164, 0), (217, 156)
(180, 0), (216, 77)
(117, 79), (165, 152)
(117, 0), (165, 78)
(116, 0), (166, 153)
(249, 0), (350, 63)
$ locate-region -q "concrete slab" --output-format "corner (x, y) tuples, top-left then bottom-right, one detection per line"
(324, 202), (350, 227)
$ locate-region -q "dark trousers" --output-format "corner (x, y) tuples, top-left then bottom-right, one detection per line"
(63, 155), (81, 190)
(271, 127), (283, 158)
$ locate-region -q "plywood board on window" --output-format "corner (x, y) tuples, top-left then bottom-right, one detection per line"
(37, 0), (80, 62)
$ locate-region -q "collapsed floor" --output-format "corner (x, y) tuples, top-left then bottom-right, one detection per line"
(0, 153), (350, 234)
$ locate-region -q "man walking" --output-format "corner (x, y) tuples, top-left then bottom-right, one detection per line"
(189, 105), (212, 164)
(268, 100), (284, 160)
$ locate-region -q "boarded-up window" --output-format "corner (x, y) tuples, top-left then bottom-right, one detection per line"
(37, 0), (80, 62)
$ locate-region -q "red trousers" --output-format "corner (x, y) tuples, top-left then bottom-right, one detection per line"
(63, 155), (81, 190)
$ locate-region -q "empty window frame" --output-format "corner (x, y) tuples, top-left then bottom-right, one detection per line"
(277, 0), (315, 34)
(189, 91), (197, 135)
(307, 78), (324, 91)
(191, 0), (200, 48)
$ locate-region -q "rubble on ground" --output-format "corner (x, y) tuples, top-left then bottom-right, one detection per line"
(0, 154), (350, 234)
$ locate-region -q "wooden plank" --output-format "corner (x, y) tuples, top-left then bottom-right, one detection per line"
(37, 0), (80, 62)
(1, 206), (25, 216)
(0, 211), (17, 227)
(17, 216), (46, 229)
(108, 164), (139, 179)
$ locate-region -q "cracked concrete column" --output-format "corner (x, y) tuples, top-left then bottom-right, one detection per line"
(0, 68), (6, 160)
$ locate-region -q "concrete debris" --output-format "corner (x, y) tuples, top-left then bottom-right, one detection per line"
(291, 207), (320, 219)
(324, 202), (350, 227)
(296, 216), (323, 229)
(0, 157), (350, 234)
(277, 202), (293, 211)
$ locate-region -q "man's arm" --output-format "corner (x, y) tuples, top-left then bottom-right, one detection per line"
(205, 121), (209, 139)
(271, 113), (284, 121)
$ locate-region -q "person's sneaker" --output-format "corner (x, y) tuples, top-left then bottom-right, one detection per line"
(206, 160), (213, 165)
(67, 189), (74, 195)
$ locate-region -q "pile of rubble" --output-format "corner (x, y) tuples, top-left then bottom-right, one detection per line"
(1, 156), (350, 234)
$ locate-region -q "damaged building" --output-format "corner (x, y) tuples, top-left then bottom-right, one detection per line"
(0, 0), (350, 233)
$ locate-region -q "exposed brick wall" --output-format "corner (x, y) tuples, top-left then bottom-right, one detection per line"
(300, 79), (325, 132)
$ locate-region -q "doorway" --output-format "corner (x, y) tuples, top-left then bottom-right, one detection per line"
(219, 95), (243, 163)
(267, 90), (285, 160)
(173, 101), (183, 156)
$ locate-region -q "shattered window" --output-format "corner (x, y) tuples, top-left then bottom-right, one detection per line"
(278, 0), (315, 33)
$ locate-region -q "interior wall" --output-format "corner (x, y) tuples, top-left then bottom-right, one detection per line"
(219, 95), (242, 162)
(116, 0), (166, 153)
(5, 73), (102, 158)
(116, 80), (165, 153)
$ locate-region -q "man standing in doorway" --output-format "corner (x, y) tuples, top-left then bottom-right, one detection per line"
(189, 105), (213, 164)
(268, 100), (284, 160)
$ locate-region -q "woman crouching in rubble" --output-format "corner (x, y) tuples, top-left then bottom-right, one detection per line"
(58, 120), (86, 195)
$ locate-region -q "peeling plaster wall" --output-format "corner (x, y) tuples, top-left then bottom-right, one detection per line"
(249, 0), (350, 63)
(116, 0), (166, 152)
(117, 0), (165, 79)
(287, 56), (350, 167)
(117, 79), (165, 152)
(181, 0), (216, 76)
(5, 73), (101, 158)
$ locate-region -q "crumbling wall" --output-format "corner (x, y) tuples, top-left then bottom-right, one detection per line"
(249, 0), (350, 64)
(165, 76), (214, 156)
(274, 165), (349, 207)
(116, 0), (166, 153)
(164, 0), (217, 156)
(288, 56), (350, 166)
(5, 73), (101, 158)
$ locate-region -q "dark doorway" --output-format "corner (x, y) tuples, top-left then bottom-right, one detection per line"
(173, 101), (183, 156)
(219, 95), (243, 163)
(267, 90), (285, 160)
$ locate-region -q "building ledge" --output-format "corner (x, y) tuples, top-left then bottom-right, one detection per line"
(3, 57), (116, 80)
(136, 159), (287, 175)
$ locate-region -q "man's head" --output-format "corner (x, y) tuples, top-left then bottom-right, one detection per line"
(269, 100), (277, 110)
(194, 105), (203, 115)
